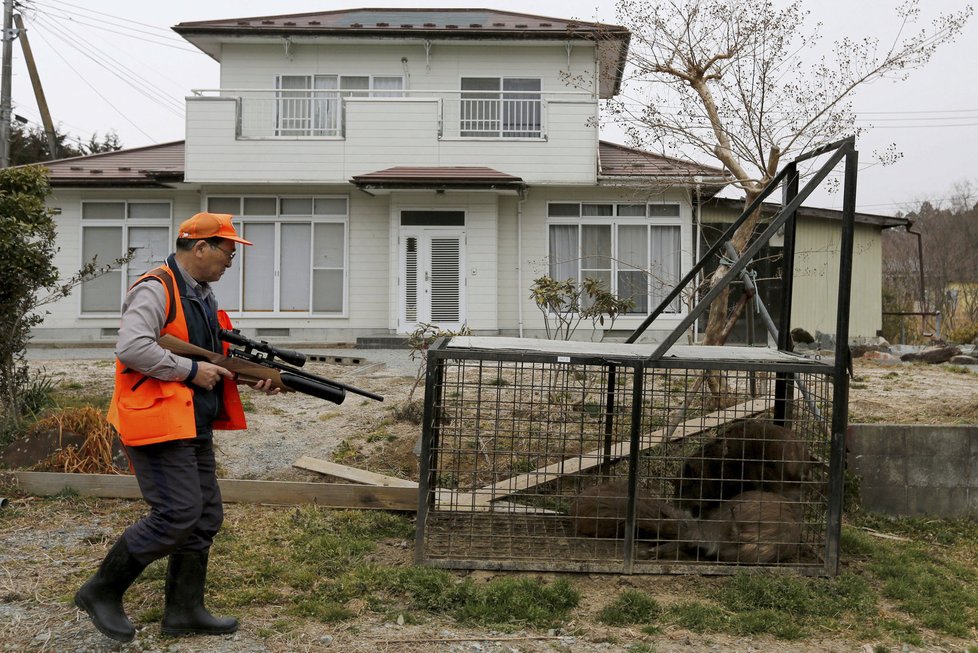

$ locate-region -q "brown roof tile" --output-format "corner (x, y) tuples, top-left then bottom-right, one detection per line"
(351, 166), (524, 191)
(598, 141), (728, 179)
(174, 8), (624, 35)
(39, 141), (185, 186)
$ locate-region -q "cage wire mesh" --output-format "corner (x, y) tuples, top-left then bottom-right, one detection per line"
(417, 342), (837, 575)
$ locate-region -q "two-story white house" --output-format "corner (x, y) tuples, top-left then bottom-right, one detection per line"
(37, 7), (736, 345)
(38, 7), (902, 346)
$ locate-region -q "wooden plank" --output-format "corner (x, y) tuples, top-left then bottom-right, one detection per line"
(293, 455), (417, 488)
(1, 472), (417, 511)
(462, 398), (771, 507)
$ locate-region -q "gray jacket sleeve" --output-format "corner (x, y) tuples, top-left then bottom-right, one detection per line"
(114, 280), (195, 381)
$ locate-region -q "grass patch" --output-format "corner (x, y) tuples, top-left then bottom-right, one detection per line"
(663, 600), (728, 632)
(657, 571), (879, 640)
(598, 589), (661, 626)
(450, 576), (579, 628)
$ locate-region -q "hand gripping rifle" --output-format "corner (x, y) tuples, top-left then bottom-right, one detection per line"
(158, 329), (383, 405)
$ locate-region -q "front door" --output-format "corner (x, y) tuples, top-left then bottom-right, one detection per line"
(398, 222), (465, 333)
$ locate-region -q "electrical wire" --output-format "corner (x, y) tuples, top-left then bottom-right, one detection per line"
(31, 0), (183, 36)
(25, 1), (202, 53)
(31, 13), (184, 116)
(27, 5), (194, 97)
(28, 25), (158, 142)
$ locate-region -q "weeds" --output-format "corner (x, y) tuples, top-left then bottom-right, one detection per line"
(598, 589), (661, 626)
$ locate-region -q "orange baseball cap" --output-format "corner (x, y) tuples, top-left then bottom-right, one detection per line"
(177, 212), (253, 246)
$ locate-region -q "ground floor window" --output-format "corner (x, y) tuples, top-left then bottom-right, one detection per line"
(79, 201), (171, 314)
(547, 202), (684, 314)
(206, 196), (348, 315)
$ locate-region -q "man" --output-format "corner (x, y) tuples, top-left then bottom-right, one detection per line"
(74, 212), (278, 642)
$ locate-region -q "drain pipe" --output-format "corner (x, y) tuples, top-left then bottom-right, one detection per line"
(906, 221), (927, 335)
(517, 190), (526, 338)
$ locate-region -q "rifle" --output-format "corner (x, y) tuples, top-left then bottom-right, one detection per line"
(158, 331), (383, 405)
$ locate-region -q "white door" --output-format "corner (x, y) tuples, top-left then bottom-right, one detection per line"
(399, 229), (465, 332)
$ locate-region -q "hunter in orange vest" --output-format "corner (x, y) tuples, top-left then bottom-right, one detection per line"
(106, 261), (247, 446)
(77, 213), (278, 643)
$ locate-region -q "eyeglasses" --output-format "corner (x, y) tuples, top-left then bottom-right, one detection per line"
(208, 242), (236, 261)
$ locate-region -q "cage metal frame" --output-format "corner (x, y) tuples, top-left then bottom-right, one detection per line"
(416, 139), (858, 575)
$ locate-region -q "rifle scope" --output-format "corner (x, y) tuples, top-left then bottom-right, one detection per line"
(218, 329), (307, 367)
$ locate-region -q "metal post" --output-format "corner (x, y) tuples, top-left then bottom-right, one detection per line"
(825, 145), (858, 576)
(415, 340), (447, 565)
(0, 0), (14, 167)
(622, 362), (644, 574)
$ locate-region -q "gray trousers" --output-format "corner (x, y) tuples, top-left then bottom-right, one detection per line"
(122, 436), (223, 565)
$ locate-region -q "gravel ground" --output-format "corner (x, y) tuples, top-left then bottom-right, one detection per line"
(5, 346), (978, 652)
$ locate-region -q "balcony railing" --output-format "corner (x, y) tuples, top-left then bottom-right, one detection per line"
(192, 88), (594, 140)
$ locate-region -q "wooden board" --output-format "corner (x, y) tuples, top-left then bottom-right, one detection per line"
(293, 455), (418, 488)
(1, 472), (417, 510)
(462, 398), (771, 507)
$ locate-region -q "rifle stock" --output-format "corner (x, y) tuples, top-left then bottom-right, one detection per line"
(158, 335), (348, 404)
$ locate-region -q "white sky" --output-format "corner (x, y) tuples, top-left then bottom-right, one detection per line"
(9, 0), (977, 216)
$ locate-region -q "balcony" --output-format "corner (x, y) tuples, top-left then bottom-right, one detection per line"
(184, 88), (599, 185)
(193, 88), (595, 140)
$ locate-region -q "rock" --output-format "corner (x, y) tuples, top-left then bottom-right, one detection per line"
(900, 346), (961, 364)
(949, 355), (978, 365)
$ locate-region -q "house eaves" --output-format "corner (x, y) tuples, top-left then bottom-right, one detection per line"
(597, 140), (732, 198)
(173, 8), (630, 97)
(351, 165), (526, 195)
(704, 196), (910, 229)
(36, 141), (186, 188)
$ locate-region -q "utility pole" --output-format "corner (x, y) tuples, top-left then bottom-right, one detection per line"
(13, 14), (56, 159)
(0, 0), (13, 168)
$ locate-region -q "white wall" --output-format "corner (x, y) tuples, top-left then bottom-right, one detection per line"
(185, 41), (599, 185)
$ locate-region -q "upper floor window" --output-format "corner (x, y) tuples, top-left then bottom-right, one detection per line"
(79, 201), (171, 314)
(275, 75), (404, 136)
(207, 195), (349, 316)
(547, 202), (684, 315)
(460, 77), (541, 138)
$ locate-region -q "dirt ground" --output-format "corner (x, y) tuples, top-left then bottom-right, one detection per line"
(2, 352), (977, 652)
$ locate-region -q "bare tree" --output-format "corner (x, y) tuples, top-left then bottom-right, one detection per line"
(608, 0), (972, 345)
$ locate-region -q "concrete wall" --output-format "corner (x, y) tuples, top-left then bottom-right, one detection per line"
(847, 424), (978, 517)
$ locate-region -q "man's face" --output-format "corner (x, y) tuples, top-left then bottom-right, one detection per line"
(194, 239), (236, 283)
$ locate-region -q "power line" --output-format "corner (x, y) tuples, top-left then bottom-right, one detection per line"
(32, 0), (180, 35)
(25, 2), (201, 53)
(32, 13), (184, 115)
(28, 25), (157, 142)
(29, 4), (193, 95)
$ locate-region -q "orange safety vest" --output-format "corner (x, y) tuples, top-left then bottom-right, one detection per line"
(107, 263), (247, 446)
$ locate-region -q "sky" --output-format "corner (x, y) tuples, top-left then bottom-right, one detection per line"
(8, 0), (978, 216)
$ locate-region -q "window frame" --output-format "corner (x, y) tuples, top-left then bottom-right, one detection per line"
(205, 194), (350, 318)
(274, 74), (405, 137)
(78, 199), (172, 317)
(459, 76), (543, 139)
(545, 201), (687, 318)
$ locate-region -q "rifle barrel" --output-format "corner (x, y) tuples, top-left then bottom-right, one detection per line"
(280, 372), (346, 405)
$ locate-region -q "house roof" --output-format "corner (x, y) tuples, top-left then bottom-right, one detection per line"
(173, 8), (631, 97)
(598, 141), (729, 181)
(351, 166), (526, 194)
(704, 197), (910, 229)
(38, 141), (186, 187)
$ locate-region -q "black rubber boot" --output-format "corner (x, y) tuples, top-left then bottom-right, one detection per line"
(161, 551), (238, 636)
(74, 536), (148, 643)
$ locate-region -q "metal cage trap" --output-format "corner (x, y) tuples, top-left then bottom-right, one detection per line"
(416, 139), (859, 575)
